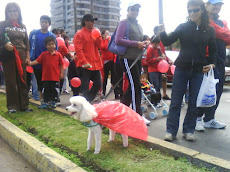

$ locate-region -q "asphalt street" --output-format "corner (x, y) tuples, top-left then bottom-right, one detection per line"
(58, 83), (230, 161)
(0, 136), (37, 172)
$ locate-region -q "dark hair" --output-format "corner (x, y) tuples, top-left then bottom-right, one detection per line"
(52, 28), (60, 34)
(60, 29), (65, 34)
(187, 0), (210, 30)
(63, 35), (69, 40)
(44, 36), (56, 46)
(40, 15), (51, 25)
(141, 73), (147, 79)
(101, 30), (108, 35)
(5, 2), (22, 24)
(150, 36), (160, 44)
(143, 35), (149, 41)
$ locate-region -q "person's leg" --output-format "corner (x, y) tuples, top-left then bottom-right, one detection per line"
(199, 63), (226, 129)
(161, 74), (171, 100)
(114, 62), (123, 99)
(120, 59), (142, 116)
(87, 70), (102, 102)
(166, 67), (189, 137)
(102, 62), (110, 96)
(2, 58), (19, 111)
(149, 72), (161, 92)
(182, 71), (203, 134)
(33, 69), (43, 100)
(16, 63), (29, 111)
(26, 72), (31, 92)
(62, 67), (69, 93)
(31, 73), (39, 100)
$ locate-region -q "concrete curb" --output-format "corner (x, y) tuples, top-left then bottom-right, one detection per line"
(0, 89), (230, 171)
(0, 116), (86, 172)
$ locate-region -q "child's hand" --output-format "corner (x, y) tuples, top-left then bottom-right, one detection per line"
(60, 73), (64, 79)
(158, 56), (166, 61)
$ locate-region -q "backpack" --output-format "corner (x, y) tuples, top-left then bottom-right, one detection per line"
(108, 21), (129, 55)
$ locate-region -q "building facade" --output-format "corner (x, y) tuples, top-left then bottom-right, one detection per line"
(50, 0), (121, 38)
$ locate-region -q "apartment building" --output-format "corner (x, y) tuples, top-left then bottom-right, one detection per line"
(50, 0), (121, 38)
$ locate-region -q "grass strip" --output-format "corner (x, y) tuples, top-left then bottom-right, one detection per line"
(0, 94), (215, 172)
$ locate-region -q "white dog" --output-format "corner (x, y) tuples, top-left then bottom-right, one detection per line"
(66, 96), (128, 154)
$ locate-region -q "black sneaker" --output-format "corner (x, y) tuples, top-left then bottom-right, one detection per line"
(23, 108), (33, 112)
(163, 95), (171, 100)
(8, 109), (17, 113)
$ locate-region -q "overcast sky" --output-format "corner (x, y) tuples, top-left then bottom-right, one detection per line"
(0, 0), (230, 37)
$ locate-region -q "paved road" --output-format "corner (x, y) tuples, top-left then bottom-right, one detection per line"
(0, 136), (37, 172)
(58, 83), (230, 161)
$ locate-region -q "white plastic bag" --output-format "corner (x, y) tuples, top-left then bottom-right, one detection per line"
(196, 67), (219, 107)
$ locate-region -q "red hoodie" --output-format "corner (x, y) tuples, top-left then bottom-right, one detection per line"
(100, 37), (115, 62)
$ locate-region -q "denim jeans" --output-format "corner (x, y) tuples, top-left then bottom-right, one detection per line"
(166, 67), (203, 136)
(31, 73), (39, 100)
(149, 72), (162, 92)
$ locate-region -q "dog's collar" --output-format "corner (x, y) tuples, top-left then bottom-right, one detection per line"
(82, 120), (99, 127)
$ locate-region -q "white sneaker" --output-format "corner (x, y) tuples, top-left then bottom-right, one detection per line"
(204, 119), (226, 129)
(195, 118), (205, 131)
(183, 133), (196, 141)
(164, 133), (173, 141)
(142, 116), (151, 125)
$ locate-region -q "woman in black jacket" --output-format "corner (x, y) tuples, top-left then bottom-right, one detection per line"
(159, 0), (216, 141)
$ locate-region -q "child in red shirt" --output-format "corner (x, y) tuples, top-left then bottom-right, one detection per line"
(146, 36), (166, 92)
(28, 36), (64, 108)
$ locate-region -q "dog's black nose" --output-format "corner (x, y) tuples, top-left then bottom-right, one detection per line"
(66, 108), (68, 110)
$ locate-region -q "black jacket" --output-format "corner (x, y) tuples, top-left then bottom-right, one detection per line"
(160, 21), (217, 72)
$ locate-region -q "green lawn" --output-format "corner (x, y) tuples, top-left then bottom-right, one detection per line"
(0, 94), (215, 172)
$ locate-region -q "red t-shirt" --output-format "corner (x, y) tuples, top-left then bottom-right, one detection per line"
(36, 51), (64, 81)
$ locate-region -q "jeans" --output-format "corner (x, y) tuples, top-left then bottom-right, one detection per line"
(149, 72), (162, 92)
(31, 73), (39, 100)
(166, 67), (203, 136)
(62, 67), (68, 91)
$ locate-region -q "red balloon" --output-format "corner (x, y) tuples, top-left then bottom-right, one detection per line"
(26, 66), (34, 73)
(170, 65), (176, 75)
(91, 28), (101, 39)
(69, 44), (75, 52)
(56, 37), (65, 47)
(71, 77), (81, 87)
(63, 57), (69, 68)
(157, 60), (169, 73)
(89, 80), (93, 89)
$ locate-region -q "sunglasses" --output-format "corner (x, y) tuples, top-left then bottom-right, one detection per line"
(187, 8), (200, 14)
(130, 7), (139, 12)
(8, 10), (18, 13)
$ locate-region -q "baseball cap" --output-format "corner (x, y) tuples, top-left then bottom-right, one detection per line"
(208, 0), (224, 4)
(128, 1), (141, 8)
(82, 14), (98, 22)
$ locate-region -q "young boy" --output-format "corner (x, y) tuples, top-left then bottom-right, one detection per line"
(29, 15), (57, 101)
(146, 36), (166, 92)
(140, 73), (161, 107)
(28, 36), (64, 108)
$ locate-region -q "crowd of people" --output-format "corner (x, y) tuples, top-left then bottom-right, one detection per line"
(0, 0), (229, 142)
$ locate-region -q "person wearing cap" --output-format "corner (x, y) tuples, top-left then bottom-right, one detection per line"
(159, 0), (216, 141)
(115, 2), (151, 125)
(73, 14), (102, 102)
(195, 0), (228, 131)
